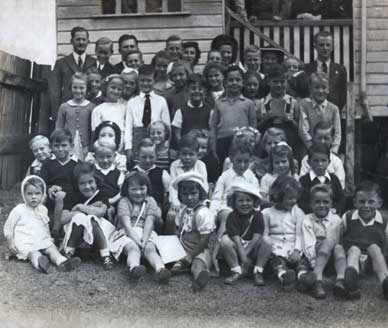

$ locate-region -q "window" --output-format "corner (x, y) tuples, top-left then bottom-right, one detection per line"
(102, 0), (183, 14)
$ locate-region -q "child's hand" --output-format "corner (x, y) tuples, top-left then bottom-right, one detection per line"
(48, 185), (62, 199)
(54, 191), (66, 201)
(182, 255), (193, 265)
(289, 249), (301, 263)
(72, 204), (83, 212)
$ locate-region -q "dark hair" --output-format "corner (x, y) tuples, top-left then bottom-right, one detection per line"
(183, 41), (201, 65)
(121, 171), (152, 197)
(137, 138), (155, 153)
(86, 66), (102, 76)
(73, 161), (101, 191)
(95, 37), (113, 52)
(118, 34), (138, 48)
(70, 72), (88, 88)
(166, 35), (183, 46)
(23, 177), (45, 194)
(151, 50), (172, 67)
(186, 73), (206, 88)
(177, 180), (207, 203)
(50, 128), (73, 144)
(269, 176), (301, 204)
(307, 143), (330, 161)
(126, 49), (143, 61)
(138, 64), (154, 76)
(186, 129), (209, 140)
(179, 134), (199, 152)
(71, 26), (89, 39)
(224, 65), (244, 80)
(229, 138), (252, 157)
(211, 34), (238, 63)
(269, 143), (296, 175)
(355, 180), (382, 199)
(93, 121), (121, 150)
(310, 183), (333, 201)
(313, 30), (333, 45)
(227, 191), (260, 210)
(309, 72), (329, 86)
(261, 47), (284, 63)
(313, 121), (334, 137)
(243, 71), (262, 99)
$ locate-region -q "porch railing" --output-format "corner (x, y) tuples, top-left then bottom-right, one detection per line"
(228, 11), (354, 81)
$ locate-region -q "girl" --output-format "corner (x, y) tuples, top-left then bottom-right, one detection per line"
(207, 49), (222, 64)
(57, 162), (115, 270)
(262, 176), (314, 289)
(243, 71), (262, 109)
(148, 120), (177, 171)
(110, 172), (171, 284)
(120, 68), (139, 103)
(85, 121), (127, 173)
(260, 142), (298, 203)
(4, 175), (81, 273)
(182, 41), (201, 70)
(251, 127), (287, 181)
(91, 74), (126, 150)
(203, 62), (226, 107)
(56, 72), (95, 159)
(86, 67), (104, 105)
(151, 51), (173, 97)
(220, 181), (272, 286)
(171, 172), (215, 292)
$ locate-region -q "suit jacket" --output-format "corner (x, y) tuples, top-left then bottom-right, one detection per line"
(49, 54), (96, 120)
(97, 62), (116, 78)
(304, 61), (347, 110)
(114, 61), (125, 74)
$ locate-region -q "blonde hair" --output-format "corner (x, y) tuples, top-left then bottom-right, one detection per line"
(93, 138), (116, 153)
(29, 135), (50, 150)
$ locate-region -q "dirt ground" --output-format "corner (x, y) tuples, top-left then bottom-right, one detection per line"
(1, 186), (388, 328)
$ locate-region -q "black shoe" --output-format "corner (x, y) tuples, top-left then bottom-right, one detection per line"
(192, 270), (210, 292)
(58, 257), (81, 272)
(298, 272), (316, 291)
(344, 267), (359, 292)
(253, 272), (265, 287)
(333, 279), (347, 298)
(382, 277), (388, 301)
(313, 281), (326, 299)
(158, 268), (171, 285)
(38, 255), (50, 274)
(281, 270), (296, 289)
(224, 272), (242, 285)
(130, 265), (146, 281)
(102, 256), (114, 270)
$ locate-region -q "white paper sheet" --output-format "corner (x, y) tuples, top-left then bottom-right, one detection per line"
(155, 235), (187, 264)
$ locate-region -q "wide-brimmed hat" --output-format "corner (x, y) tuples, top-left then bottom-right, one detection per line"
(172, 172), (208, 194)
(228, 180), (261, 201)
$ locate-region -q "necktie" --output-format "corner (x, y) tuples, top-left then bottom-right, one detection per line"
(142, 94), (151, 127)
(77, 56), (83, 69)
(98, 63), (102, 71)
(322, 62), (328, 74)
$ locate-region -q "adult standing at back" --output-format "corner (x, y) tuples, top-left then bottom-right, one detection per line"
(114, 34), (139, 73)
(304, 31), (347, 111)
(49, 26), (96, 121)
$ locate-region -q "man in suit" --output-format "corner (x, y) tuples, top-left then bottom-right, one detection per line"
(49, 26), (96, 120)
(304, 31), (347, 111)
(114, 34), (139, 74)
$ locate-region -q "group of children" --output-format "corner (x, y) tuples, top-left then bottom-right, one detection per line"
(4, 28), (388, 301)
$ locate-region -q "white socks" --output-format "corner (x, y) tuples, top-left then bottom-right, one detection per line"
(253, 266), (263, 274)
(99, 248), (110, 257)
(231, 266), (242, 274)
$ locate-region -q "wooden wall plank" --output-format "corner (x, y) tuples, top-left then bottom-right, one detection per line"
(57, 0), (99, 5)
(184, 2), (222, 14)
(57, 6), (101, 18)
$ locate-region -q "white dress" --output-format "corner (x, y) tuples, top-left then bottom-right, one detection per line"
(3, 204), (53, 260)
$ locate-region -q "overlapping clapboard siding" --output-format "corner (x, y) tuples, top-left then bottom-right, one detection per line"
(56, 0), (224, 66)
(353, 0), (388, 116)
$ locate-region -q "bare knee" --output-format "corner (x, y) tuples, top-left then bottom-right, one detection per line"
(334, 244), (346, 259)
(348, 245), (361, 257)
(367, 243), (383, 256)
(220, 234), (234, 251)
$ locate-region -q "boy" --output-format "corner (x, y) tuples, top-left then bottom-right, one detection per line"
(244, 45), (265, 78)
(299, 121), (345, 189)
(125, 50), (144, 70)
(26, 135), (53, 176)
(39, 128), (78, 233)
(298, 143), (345, 215)
(124, 64), (170, 162)
(334, 181), (388, 300)
(95, 37), (115, 78)
(165, 35), (183, 63)
(284, 57), (310, 99)
(302, 184), (341, 299)
(172, 73), (212, 144)
(298, 72), (341, 153)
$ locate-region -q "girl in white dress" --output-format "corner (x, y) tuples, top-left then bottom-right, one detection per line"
(3, 175), (81, 273)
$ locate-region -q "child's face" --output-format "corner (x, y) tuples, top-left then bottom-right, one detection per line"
(78, 173), (97, 198)
(71, 78), (87, 101)
(106, 78), (123, 102)
(207, 68), (224, 91)
(235, 191), (255, 215)
(264, 135), (282, 154)
(245, 52), (260, 72)
(126, 53), (143, 70)
(128, 182), (148, 204)
(262, 53), (279, 72)
(179, 182), (201, 208)
(154, 58), (169, 79)
(166, 40), (183, 61)
(308, 152), (330, 177)
(149, 123), (167, 145)
(95, 46), (112, 65)
(269, 77), (286, 97)
(138, 146), (156, 171)
(197, 137), (208, 159)
(71, 31), (89, 55)
(219, 44), (233, 66)
(279, 189), (298, 211)
(312, 128), (333, 148)
(31, 140), (51, 162)
(138, 74), (154, 94)
(51, 140), (72, 162)
(315, 36), (333, 62)
(310, 79), (329, 104)
(231, 152), (251, 176)
(119, 39), (138, 59)
(207, 51), (222, 64)
(183, 47), (197, 65)
(225, 70), (243, 95)
(95, 148), (115, 170)
(272, 154), (290, 176)
(242, 131), (256, 150)
(310, 191), (332, 219)
(284, 58), (299, 78)
(188, 82), (205, 104)
(99, 126), (116, 144)
(24, 184), (44, 208)
(121, 73), (138, 99)
(88, 73), (102, 95)
(244, 76), (260, 99)
(354, 191), (382, 222)
(179, 147), (198, 170)
(170, 67), (187, 89)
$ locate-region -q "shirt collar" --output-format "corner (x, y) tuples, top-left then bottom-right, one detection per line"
(31, 154), (56, 168)
(318, 59), (331, 69)
(231, 168), (249, 178)
(187, 100), (204, 108)
(309, 170), (331, 182)
(352, 210), (383, 226)
(134, 164), (156, 173)
(312, 99), (328, 110)
(220, 94), (245, 102)
(95, 163), (116, 174)
(263, 93), (293, 105)
(66, 99), (90, 106)
(57, 154), (78, 166)
(140, 91), (155, 98)
(72, 52), (86, 64)
(96, 60), (104, 69)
